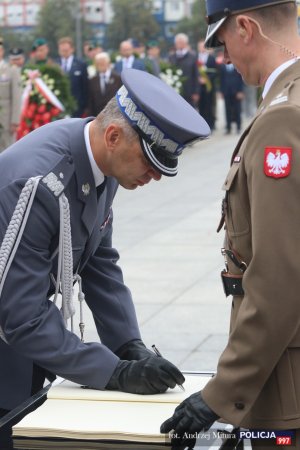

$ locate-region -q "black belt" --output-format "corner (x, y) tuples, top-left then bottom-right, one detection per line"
(221, 270), (244, 297)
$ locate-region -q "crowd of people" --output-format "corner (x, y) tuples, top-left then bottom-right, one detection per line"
(0, 32), (258, 153)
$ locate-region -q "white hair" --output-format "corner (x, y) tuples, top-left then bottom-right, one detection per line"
(94, 51), (111, 63)
(175, 33), (189, 44)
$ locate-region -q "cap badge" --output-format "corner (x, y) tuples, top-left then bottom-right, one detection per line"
(82, 183), (90, 195)
(264, 147), (292, 178)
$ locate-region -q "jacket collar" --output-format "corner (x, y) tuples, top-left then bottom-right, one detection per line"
(68, 117), (98, 235)
(259, 59), (300, 112)
(230, 60), (300, 164)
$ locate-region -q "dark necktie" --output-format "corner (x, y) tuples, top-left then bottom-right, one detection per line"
(96, 178), (107, 199)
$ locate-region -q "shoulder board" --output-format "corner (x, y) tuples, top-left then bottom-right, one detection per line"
(41, 154), (75, 197)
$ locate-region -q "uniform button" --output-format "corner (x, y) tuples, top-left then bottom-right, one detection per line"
(225, 180), (228, 185)
(68, 156), (73, 164)
(235, 402), (245, 410)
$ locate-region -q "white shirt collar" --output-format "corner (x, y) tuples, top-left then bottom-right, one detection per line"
(99, 68), (111, 80)
(62, 55), (74, 72)
(262, 58), (299, 99)
(84, 122), (105, 187)
(176, 48), (188, 57)
(123, 55), (134, 68)
(198, 52), (208, 64)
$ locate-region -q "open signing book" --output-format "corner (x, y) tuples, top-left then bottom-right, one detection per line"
(13, 373), (213, 444)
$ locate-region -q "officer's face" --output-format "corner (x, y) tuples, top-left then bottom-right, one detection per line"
(59, 43), (74, 59)
(35, 44), (49, 61)
(217, 16), (261, 86)
(113, 138), (162, 190)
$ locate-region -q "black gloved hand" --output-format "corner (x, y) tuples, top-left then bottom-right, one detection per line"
(160, 391), (219, 447)
(115, 339), (154, 360)
(106, 357), (185, 395)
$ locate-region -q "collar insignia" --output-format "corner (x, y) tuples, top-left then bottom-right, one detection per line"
(82, 183), (90, 196)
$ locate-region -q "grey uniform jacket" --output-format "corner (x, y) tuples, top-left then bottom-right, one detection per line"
(0, 118), (141, 410)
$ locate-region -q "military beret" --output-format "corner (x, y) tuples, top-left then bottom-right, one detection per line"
(116, 69), (210, 177)
(147, 40), (159, 48)
(32, 37), (47, 51)
(205, 0), (295, 48)
(9, 47), (24, 59)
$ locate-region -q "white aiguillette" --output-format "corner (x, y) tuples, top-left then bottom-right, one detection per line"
(13, 374), (213, 444)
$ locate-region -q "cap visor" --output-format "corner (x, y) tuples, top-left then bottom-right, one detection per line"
(140, 137), (178, 177)
(205, 17), (227, 48)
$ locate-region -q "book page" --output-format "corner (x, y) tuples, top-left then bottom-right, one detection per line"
(47, 374), (212, 404)
(14, 400), (176, 441)
(13, 374), (213, 442)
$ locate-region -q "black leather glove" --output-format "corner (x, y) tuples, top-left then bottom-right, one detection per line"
(115, 339), (154, 360)
(106, 357), (185, 395)
(160, 391), (219, 447)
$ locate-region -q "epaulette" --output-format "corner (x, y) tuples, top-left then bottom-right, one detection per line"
(266, 76), (300, 109)
(41, 154), (75, 197)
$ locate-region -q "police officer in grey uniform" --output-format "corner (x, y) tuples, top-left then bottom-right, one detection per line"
(0, 68), (210, 446)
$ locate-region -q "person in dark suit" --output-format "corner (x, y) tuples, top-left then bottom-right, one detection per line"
(114, 40), (146, 74)
(220, 63), (245, 134)
(169, 33), (199, 106)
(87, 52), (122, 116)
(58, 37), (89, 118)
(197, 39), (218, 130)
(0, 68), (210, 446)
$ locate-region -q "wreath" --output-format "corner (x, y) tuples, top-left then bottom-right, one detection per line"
(17, 64), (76, 140)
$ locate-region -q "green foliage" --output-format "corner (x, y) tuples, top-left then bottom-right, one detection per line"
(106, 0), (160, 50)
(34, 0), (93, 57)
(0, 29), (35, 56)
(175, 0), (208, 48)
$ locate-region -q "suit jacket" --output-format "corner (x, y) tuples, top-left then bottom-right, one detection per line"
(220, 64), (244, 97)
(87, 70), (122, 116)
(202, 60), (300, 429)
(0, 118), (141, 410)
(169, 51), (199, 105)
(59, 56), (89, 117)
(114, 57), (146, 74)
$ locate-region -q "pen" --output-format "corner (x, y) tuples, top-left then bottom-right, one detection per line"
(152, 344), (185, 391)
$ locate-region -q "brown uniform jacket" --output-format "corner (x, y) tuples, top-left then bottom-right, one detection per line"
(202, 60), (300, 430)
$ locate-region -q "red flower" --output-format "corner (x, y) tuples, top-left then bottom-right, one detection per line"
(37, 104), (47, 113)
(50, 107), (60, 116)
(42, 112), (51, 123)
(32, 122), (40, 129)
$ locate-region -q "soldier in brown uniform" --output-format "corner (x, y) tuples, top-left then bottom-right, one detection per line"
(0, 39), (22, 152)
(161, 0), (300, 448)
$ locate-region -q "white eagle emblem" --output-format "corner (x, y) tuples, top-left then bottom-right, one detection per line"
(266, 149), (290, 175)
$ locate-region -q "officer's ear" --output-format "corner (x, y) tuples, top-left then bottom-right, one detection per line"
(235, 15), (252, 43)
(104, 124), (122, 153)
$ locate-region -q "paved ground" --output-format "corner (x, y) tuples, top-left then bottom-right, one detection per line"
(75, 100), (249, 374)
